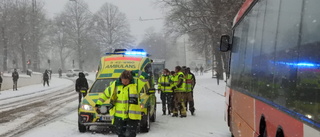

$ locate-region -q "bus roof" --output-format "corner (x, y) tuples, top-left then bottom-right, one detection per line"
(233, 0), (254, 27)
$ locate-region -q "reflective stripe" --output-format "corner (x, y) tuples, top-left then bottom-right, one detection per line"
(116, 100), (129, 103)
(160, 82), (171, 86)
(129, 94), (138, 98)
(98, 98), (105, 103)
(116, 111), (128, 114)
(140, 79), (148, 82)
(129, 110), (141, 115)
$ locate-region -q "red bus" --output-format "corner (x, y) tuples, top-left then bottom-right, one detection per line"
(220, 0), (320, 136)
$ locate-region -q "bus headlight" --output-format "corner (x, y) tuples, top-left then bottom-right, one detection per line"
(81, 104), (94, 111)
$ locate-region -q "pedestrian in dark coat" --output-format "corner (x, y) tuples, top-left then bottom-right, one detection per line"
(200, 66), (204, 75)
(43, 70), (50, 86)
(0, 74), (3, 91)
(12, 69), (19, 90)
(76, 72), (89, 103)
(216, 71), (220, 85)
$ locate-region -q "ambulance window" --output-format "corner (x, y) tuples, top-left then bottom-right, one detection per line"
(90, 78), (117, 93)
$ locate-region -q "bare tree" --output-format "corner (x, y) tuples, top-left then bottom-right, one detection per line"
(62, 0), (92, 70)
(92, 2), (133, 53)
(45, 14), (74, 71)
(159, 0), (244, 76)
(0, 0), (14, 71)
(0, 0), (46, 72)
(138, 27), (169, 59)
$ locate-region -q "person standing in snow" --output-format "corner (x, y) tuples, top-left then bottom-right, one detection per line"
(58, 68), (62, 78)
(200, 66), (204, 75)
(75, 72), (89, 103)
(185, 67), (196, 115)
(43, 70), (50, 87)
(12, 68), (19, 91)
(172, 66), (187, 118)
(158, 68), (174, 115)
(96, 70), (141, 137)
(0, 74), (2, 91)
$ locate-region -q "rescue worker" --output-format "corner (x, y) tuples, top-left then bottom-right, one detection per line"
(12, 68), (19, 91)
(96, 70), (143, 137)
(172, 66), (187, 118)
(185, 67), (196, 115)
(158, 68), (174, 115)
(75, 72), (89, 103)
(43, 70), (50, 86)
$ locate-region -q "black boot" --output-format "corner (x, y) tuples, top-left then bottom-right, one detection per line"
(172, 113), (178, 117)
(162, 110), (166, 115)
(180, 115), (187, 118)
(190, 108), (195, 116)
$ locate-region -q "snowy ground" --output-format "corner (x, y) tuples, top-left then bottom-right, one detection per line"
(0, 72), (230, 137)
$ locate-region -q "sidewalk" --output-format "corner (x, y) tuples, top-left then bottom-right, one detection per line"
(1, 72), (43, 91)
(0, 77), (74, 103)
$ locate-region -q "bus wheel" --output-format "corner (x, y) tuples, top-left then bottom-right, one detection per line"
(259, 116), (267, 137)
(276, 127), (284, 137)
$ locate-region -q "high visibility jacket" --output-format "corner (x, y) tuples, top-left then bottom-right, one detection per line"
(96, 80), (142, 123)
(114, 84), (141, 120)
(158, 75), (173, 93)
(185, 74), (193, 92)
(172, 72), (186, 92)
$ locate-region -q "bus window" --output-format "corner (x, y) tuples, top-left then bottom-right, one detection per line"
(297, 0), (320, 123)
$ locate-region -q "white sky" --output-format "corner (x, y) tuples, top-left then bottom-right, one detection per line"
(41, 0), (165, 43)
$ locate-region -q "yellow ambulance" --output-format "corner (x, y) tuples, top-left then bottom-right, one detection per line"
(78, 49), (157, 133)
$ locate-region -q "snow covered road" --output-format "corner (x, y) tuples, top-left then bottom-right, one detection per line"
(13, 73), (231, 137)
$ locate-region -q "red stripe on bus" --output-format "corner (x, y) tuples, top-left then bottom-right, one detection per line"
(234, 0), (254, 26)
(104, 57), (142, 61)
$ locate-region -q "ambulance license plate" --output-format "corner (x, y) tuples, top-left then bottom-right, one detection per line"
(100, 115), (110, 121)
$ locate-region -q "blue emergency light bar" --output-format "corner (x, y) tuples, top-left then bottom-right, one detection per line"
(105, 49), (149, 57)
(125, 51), (147, 56)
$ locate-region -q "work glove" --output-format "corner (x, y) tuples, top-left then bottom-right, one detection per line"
(95, 104), (101, 114)
(110, 104), (114, 109)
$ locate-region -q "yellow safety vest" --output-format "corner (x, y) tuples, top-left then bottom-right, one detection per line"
(158, 75), (173, 93)
(185, 74), (193, 92)
(97, 81), (142, 124)
(172, 72), (186, 92)
(114, 84), (141, 120)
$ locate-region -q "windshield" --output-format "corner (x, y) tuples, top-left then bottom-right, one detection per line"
(89, 78), (117, 93)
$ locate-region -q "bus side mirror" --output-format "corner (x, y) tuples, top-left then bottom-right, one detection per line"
(147, 88), (156, 95)
(220, 35), (231, 52)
